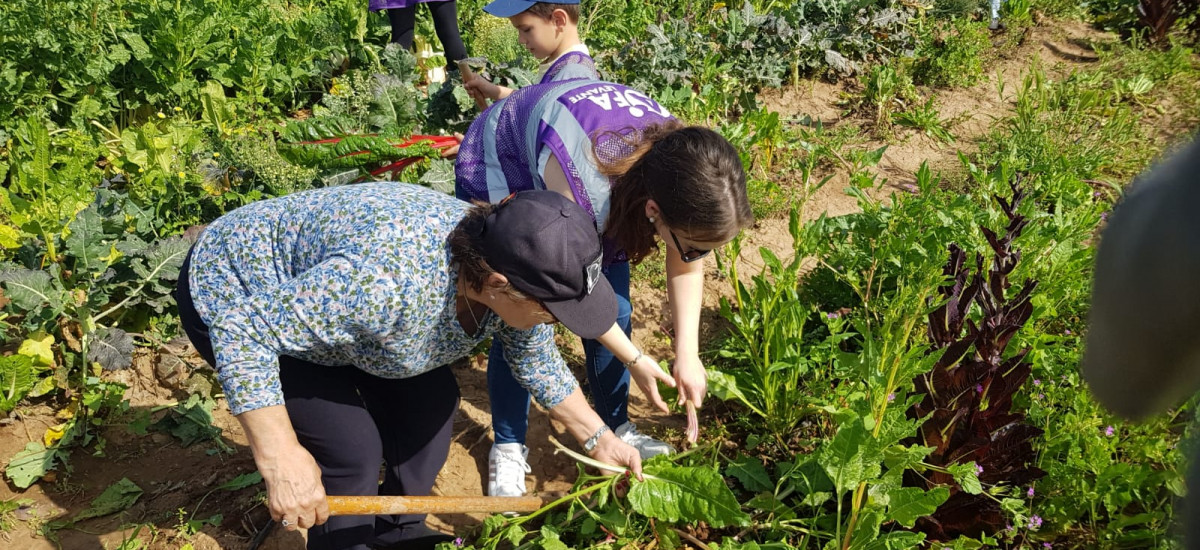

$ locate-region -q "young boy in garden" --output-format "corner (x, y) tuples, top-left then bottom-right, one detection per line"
(464, 0), (599, 104)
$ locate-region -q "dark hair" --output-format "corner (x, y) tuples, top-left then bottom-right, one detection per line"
(448, 202), (500, 293)
(598, 123), (754, 264)
(447, 203), (554, 321)
(526, 2), (580, 23)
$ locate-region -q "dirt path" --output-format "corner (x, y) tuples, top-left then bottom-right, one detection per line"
(0, 18), (1116, 550)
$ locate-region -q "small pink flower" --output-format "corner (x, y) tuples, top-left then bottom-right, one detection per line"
(1027, 486), (1035, 497)
(1105, 425), (1115, 437)
(976, 384), (984, 394)
(976, 463), (984, 475)
(454, 538), (464, 547)
(1028, 515), (1043, 529)
(1033, 379), (1041, 386)
(1038, 393), (1045, 400)
(887, 393), (896, 402)
(1043, 543), (1052, 549)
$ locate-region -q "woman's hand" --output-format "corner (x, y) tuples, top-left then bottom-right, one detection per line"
(672, 353), (707, 408)
(627, 353), (675, 414)
(236, 405), (329, 531)
(549, 390), (643, 480)
(673, 353), (707, 444)
(590, 431), (644, 481)
(259, 443), (329, 531)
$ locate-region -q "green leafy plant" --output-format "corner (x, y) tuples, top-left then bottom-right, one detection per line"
(913, 18), (991, 88)
(861, 64), (915, 129)
(455, 440), (748, 550)
(714, 209), (819, 438)
(894, 97), (956, 144)
(1, 189), (190, 488)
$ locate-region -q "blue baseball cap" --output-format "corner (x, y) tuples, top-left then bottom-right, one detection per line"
(483, 0), (581, 17)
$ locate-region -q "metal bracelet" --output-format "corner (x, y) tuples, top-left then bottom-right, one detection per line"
(623, 349), (644, 369)
(583, 424), (611, 453)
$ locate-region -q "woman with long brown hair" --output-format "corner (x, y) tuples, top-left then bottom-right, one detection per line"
(455, 79), (754, 499)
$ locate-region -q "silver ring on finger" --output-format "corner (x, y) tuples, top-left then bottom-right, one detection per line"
(281, 519), (291, 527)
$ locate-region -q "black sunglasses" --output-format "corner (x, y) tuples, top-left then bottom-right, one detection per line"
(670, 229), (711, 263)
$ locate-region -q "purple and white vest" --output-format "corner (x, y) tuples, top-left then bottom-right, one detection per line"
(540, 51), (599, 84)
(455, 80), (675, 261)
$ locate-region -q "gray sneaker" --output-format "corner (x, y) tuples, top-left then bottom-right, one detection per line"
(989, 18), (1005, 31)
(615, 422), (674, 459)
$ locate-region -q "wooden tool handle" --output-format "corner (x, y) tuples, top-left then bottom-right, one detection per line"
(327, 495), (544, 516)
(456, 60), (490, 111)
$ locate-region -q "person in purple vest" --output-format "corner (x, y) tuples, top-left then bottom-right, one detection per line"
(455, 78), (755, 498)
(369, 0), (468, 73)
(464, 0), (598, 104)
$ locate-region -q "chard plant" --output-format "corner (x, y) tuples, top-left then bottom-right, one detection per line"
(453, 439), (748, 550)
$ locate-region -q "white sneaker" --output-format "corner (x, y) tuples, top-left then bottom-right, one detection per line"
(615, 422), (674, 459)
(487, 443), (530, 497)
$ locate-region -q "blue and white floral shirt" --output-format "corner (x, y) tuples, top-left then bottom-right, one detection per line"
(187, 183), (576, 415)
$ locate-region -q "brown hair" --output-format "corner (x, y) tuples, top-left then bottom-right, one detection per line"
(598, 123), (754, 264)
(448, 203), (555, 321)
(526, 3), (580, 23)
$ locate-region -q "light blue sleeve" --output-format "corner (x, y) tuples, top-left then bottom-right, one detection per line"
(495, 324), (577, 409)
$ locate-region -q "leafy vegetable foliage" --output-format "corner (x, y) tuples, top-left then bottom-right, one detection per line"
(908, 178), (1046, 540)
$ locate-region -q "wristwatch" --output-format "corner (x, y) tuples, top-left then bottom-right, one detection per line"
(583, 424), (611, 453)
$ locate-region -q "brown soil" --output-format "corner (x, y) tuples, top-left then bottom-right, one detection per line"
(0, 17), (1125, 550)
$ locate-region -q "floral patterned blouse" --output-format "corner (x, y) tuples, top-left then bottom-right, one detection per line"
(186, 182), (576, 415)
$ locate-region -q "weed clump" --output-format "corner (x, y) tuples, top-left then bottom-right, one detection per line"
(914, 18), (992, 88)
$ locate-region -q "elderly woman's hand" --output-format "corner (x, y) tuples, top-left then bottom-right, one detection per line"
(590, 431), (644, 481)
(260, 442), (329, 531)
(236, 405), (330, 531)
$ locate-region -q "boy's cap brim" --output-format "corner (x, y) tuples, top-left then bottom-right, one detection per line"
(484, 0), (580, 17)
(543, 275), (617, 340)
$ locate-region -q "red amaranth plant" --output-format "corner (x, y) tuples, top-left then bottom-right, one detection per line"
(1136, 0), (1200, 43)
(906, 178), (1046, 539)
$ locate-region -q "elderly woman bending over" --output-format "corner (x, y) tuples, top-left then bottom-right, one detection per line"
(175, 183), (642, 550)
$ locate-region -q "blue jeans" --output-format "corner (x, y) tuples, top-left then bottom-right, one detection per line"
(488, 262), (633, 444)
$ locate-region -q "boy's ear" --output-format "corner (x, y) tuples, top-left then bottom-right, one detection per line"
(552, 8), (569, 29)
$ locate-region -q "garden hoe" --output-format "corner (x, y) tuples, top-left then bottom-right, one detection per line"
(326, 494), (545, 516)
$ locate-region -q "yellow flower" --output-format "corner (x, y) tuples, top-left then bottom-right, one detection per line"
(177, 171), (187, 179)
(213, 152), (221, 158)
(138, 168), (144, 173)
(156, 111), (166, 119)
(174, 106), (183, 112)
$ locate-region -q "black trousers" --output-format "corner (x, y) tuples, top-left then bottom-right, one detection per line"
(388, 0), (468, 66)
(175, 250), (460, 550)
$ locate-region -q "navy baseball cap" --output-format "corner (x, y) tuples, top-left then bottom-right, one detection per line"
(478, 190), (615, 339)
(483, 0), (581, 17)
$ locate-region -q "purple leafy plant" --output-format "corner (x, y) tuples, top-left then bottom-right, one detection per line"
(907, 177), (1046, 539)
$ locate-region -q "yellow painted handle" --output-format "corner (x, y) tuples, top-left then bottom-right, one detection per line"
(327, 495), (545, 516)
